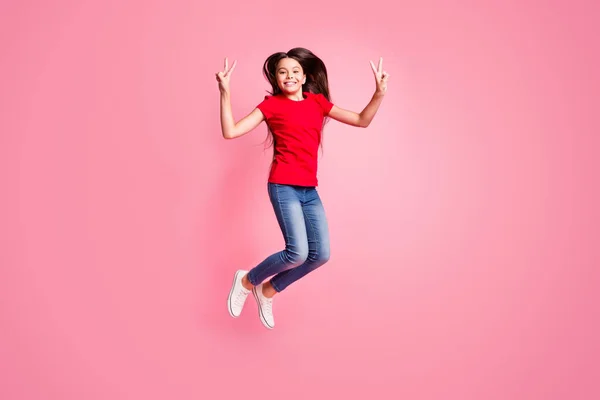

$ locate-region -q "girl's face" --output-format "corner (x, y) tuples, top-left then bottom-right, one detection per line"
(276, 57), (306, 96)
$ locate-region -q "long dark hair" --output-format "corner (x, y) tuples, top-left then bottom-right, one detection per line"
(261, 47), (331, 151)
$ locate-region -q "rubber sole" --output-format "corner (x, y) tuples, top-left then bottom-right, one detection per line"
(252, 286), (274, 330)
(227, 270), (245, 318)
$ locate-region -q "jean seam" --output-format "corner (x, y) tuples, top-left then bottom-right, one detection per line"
(275, 184), (290, 250)
(307, 194), (321, 262)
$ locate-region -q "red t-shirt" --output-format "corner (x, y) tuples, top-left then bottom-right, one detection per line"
(256, 91), (334, 187)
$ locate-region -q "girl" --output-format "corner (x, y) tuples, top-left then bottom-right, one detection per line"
(217, 47), (389, 329)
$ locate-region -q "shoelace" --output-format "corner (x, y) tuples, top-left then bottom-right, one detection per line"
(234, 289), (249, 306)
(263, 297), (273, 314)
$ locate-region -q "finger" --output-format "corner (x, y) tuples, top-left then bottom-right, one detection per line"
(378, 57), (383, 74)
(224, 57), (228, 72)
(370, 60), (377, 74)
(226, 59), (237, 76)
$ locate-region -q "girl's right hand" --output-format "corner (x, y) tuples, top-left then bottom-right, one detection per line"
(216, 57), (237, 93)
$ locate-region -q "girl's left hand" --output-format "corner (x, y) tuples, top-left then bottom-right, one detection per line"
(370, 57), (389, 94)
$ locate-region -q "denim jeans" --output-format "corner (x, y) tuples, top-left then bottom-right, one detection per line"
(247, 183), (331, 292)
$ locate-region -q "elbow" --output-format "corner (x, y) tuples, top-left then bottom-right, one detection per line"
(357, 115), (370, 128)
(222, 130), (235, 140)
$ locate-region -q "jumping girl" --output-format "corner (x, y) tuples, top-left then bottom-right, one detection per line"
(218, 47), (389, 329)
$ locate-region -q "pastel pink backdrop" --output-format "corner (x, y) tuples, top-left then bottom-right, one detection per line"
(1, 1), (598, 399)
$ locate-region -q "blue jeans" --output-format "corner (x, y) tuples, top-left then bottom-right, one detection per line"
(247, 183), (331, 292)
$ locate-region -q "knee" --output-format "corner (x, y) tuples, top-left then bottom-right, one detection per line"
(318, 246), (330, 264)
(284, 244), (309, 266)
(312, 245), (330, 265)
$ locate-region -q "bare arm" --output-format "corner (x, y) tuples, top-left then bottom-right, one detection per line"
(328, 91), (385, 128)
(327, 57), (390, 128)
(216, 57), (264, 139)
(220, 91), (264, 139)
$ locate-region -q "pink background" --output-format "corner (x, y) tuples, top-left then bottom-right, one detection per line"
(1, 1), (598, 399)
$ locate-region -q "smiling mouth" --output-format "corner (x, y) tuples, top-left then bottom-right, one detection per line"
(284, 82), (297, 87)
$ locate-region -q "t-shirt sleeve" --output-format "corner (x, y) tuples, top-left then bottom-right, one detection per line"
(256, 95), (274, 120)
(313, 93), (334, 116)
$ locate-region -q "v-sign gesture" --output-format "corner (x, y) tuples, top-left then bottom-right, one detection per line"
(370, 57), (390, 94)
(216, 57), (237, 93)
(327, 56), (388, 128)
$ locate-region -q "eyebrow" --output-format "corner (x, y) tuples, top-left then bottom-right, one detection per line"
(277, 67), (300, 71)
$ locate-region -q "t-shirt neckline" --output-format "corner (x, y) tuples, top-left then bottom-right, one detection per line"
(279, 92), (309, 102)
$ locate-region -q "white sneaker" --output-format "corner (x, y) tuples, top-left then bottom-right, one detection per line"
(227, 270), (250, 318)
(252, 283), (275, 329)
